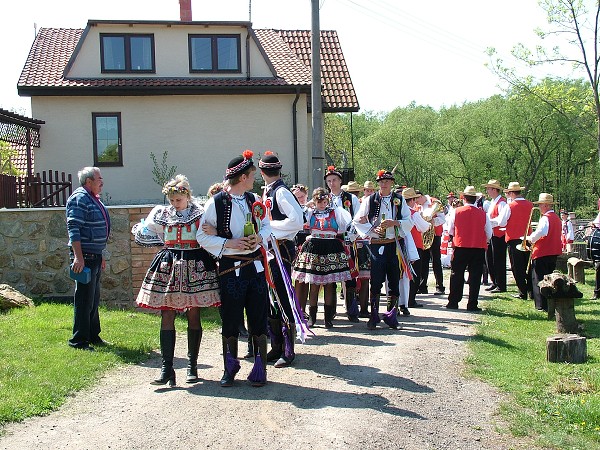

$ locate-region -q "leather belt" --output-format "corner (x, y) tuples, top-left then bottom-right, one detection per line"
(370, 238), (396, 245)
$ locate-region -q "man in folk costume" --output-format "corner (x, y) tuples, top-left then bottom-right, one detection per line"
(402, 188), (430, 311)
(483, 179), (510, 293)
(353, 170), (416, 330)
(324, 166), (362, 322)
(526, 193), (562, 312)
(417, 193), (446, 296)
(503, 182), (534, 300)
(198, 150), (272, 387)
(560, 209), (574, 253)
(258, 151), (305, 368)
(446, 186), (492, 311)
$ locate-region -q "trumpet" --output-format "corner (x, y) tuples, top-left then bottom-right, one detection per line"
(516, 207), (540, 252)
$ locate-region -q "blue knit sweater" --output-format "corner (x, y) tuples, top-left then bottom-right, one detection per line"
(66, 187), (111, 254)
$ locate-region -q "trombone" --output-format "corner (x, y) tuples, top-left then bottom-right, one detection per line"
(516, 207), (540, 252)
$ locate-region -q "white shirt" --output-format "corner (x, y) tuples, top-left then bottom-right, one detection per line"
(262, 180), (304, 241)
(528, 211), (553, 244)
(487, 195), (510, 229)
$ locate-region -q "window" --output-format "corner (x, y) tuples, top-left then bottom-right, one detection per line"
(100, 34), (155, 73)
(92, 113), (122, 167)
(189, 34), (241, 73)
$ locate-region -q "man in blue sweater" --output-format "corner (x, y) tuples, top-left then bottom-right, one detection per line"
(66, 167), (111, 351)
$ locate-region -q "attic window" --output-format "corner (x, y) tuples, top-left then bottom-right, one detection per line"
(100, 34), (155, 73)
(188, 34), (241, 73)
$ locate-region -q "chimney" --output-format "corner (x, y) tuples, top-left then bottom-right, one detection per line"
(180, 0), (192, 21)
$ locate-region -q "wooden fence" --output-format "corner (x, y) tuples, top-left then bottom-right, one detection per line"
(0, 170), (72, 208)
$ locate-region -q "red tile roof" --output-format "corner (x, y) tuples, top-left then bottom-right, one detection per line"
(18, 25), (359, 112)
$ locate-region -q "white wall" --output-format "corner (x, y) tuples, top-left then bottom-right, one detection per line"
(31, 94), (310, 204)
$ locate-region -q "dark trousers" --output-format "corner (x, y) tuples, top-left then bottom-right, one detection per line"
(507, 239), (531, 296)
(370, 242), (400, 298)
(409, 248), (423, 305)
(595, 261), (600, 299)
(68, 253), (102, 348)
(419, 235), (444, 291)
(268, 240), (296, 322)
(448, 247), (485, 308)
(486, 235), (507, 290)
(219, 254), (269, 338)
(531, 255), (557, 311)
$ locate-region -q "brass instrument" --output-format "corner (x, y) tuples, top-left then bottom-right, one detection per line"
(516, 207), (540, 252)
(422, 199), (443, 250)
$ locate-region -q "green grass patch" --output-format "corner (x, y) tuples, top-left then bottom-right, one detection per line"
(0, 302), (221, 429)
(467, 269), (600, 449)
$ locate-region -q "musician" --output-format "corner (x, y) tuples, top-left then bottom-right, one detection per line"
(198, 150), (272, 387)
(560, 209), (574, 253)
(417, 193), (446, 295)
(483, 179), (509, 293)
(446, 186), (492, 311)
(444, 192), (457, 215)
(353, 169), (416, 330)
(259, 151), (305, 368)
(503, 182), (533, 300)
(324, 166), (361, 322)
(526, 193), (562, 312)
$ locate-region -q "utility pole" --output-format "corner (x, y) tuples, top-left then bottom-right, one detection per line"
(311, 0), (324, 190)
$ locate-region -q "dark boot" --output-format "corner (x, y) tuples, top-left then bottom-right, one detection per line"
(274, 322), (295, 368)
(345, 287), (360, 322)
(220, 336), (240, 387)
(267, 317), (283, 362)
(151, 330), (176, 386)
(358, 280), (370, 318)
(308, 305), (317, 327)
(367, 297), (381, 330)
(186, 328), (202, 383)
(248, 334), (268, 387)
(243, 335), (254, 359)
(324, 305), (334, 329)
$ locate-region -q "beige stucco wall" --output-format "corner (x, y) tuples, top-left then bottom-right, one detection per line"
(69, 23), (273, 78)
(31, 94), (311, 204)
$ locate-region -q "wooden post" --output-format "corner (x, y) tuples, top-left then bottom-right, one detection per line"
(546, 334), (587, 363)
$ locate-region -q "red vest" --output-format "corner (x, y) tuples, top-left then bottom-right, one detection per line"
(504, 199), (533, 242)
(410, 209), (424, 249)
(453, 205), (487, 249)
(490, 196), (506, 238)
(531, 211), (562, 259)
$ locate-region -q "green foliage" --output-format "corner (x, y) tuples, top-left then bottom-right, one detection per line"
(0, 140), (22, 176)
(150, 151), (177, 189)
(97, 143), (119, 163)
(467, 273), (600, 448)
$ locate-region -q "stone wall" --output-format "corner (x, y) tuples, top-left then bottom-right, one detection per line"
(0, 205), (158, 309)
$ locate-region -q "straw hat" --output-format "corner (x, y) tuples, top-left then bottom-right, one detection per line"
(482, 179), (502, 190)
(533, 193), (557, 204)
(401, 187), (421, 199)
(346, 180), (363, 193)
(503, 181), (526, 192)
(363, 180), (376, 190)
(463, 185), (478, 196)
(341, 184), (348, 191)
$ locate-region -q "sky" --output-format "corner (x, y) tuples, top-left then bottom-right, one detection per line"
(0, 0), (555, 116)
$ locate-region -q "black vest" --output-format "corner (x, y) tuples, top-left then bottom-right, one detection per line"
(367, 192), (406, 223)
(214, 190), (257, 239)
(265, 178), (302, 221)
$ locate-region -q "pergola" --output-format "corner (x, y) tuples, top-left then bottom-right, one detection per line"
(0, 107), (44, 177)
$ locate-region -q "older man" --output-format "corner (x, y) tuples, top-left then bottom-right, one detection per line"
(527, 193), (562, 312)
(483, 179), (510, 293)
(66, 167), (111, 351)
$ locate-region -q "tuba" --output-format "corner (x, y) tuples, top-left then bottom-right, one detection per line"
(422, 199), (443, 250)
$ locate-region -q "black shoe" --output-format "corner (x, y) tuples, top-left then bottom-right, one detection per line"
(408, 302), (423, 308)
(434, 289), (445, 295)
(399, 305), (410, 316)
(220, 370), (235, 387)
(467, 306), (482, 312)
(274, 355), (294, 368)
(490, 287), (506, 293)
(91, 338), (110, 346)
(445, 303), (459, 310)
(484, 285), (497, 292)
(151, 367), (176, 386)
(358, 310), (370, 318)
(511, 293), (527, 300)
(347, 315), (360, 323)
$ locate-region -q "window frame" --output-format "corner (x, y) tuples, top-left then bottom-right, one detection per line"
(100, 33), (156, 73)
(188, 34), (241, 73)
(92, 112), (123, 167)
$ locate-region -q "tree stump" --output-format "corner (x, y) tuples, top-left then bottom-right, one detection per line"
(539, 271), (583, 332)
(567, 257), (591, 284)
(546, 334), (587, 363)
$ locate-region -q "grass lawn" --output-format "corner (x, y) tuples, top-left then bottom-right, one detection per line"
(0, 300), (221, 430)
(467, 268), (600, 449)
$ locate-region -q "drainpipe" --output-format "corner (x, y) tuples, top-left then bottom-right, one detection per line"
(246, 30), (251, 79)
(292, 90), (300, 183)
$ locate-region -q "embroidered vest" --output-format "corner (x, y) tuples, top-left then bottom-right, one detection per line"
(214, 190), (257, 239)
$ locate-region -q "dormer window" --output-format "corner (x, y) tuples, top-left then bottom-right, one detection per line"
(188, 34), (241, 73)
(100, 34), (155, 73)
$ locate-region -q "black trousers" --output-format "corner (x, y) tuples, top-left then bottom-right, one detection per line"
(595, 261), (600, 299)
(507, 239), (531, 296)
(531, 255), (557, 311)
(370, 242), (400, 298)
(419, 235), (444, 291)
(486, 235), (507, 290)
(448, 247), (485, 308)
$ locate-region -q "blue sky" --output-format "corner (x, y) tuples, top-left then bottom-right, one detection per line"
(1, 0), (557, 115)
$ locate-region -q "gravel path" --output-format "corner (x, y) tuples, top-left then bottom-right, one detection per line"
(0, 288), (536, 450)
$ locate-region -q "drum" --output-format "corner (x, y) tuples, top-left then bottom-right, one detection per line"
(587, 228), (600, 262)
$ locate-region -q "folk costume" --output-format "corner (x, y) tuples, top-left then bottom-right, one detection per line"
(527, 194), (562, 312)
(560, 210), (574, 252)
(446, 186), (492, 311)
(483, 180), (509, 292)
(198, 150), (272, 387)
(133, 186), (220, 386)
(353, 170), (415, 330)
(503, 182), (533, 300)
(259, 152), (305, 368)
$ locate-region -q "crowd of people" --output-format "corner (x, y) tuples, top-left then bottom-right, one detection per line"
(65, 158), (600, 388)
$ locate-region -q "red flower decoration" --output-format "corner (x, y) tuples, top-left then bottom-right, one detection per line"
(327, 165), (336, 172)
(377, 169), (385, 178)
(264, 150), (273, 156)
(344, 200), (351, 208)
(265, 199), (272, 209)
(242, 149), (254, 159)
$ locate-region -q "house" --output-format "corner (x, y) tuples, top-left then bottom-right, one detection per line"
(17, 12), (358, 204)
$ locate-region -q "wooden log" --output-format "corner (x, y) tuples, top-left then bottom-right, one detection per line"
(546, 334), (587, 363)
(566, 257), (591, 284)
(554, 297), (580, 333)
